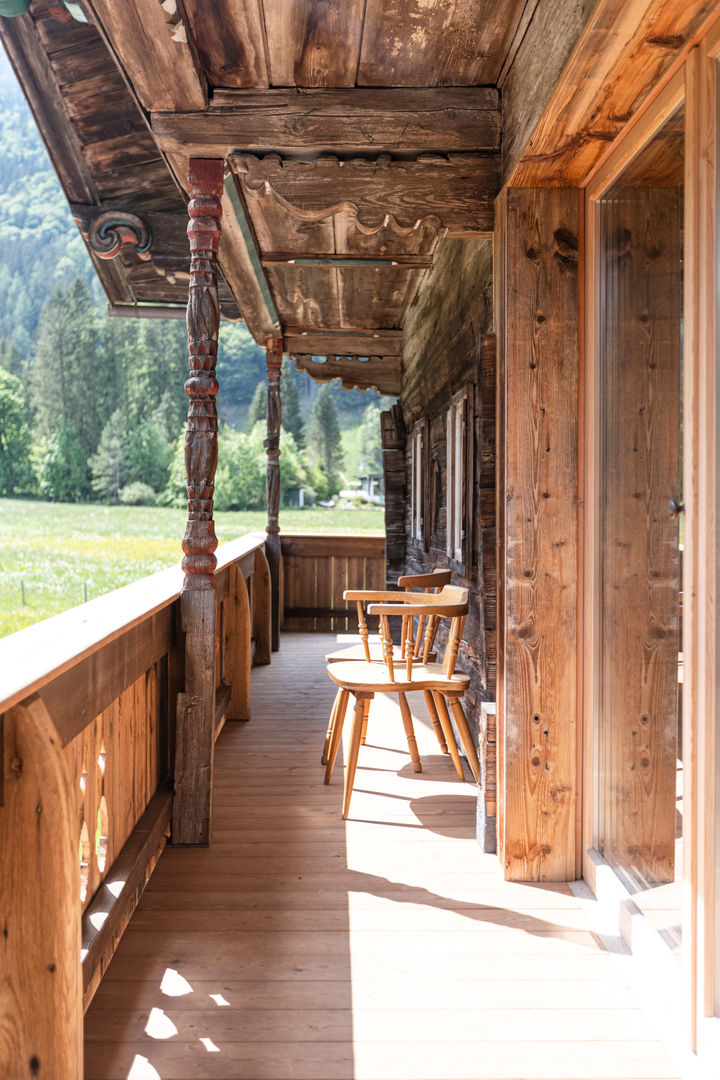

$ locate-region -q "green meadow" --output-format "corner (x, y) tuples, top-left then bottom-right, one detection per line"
(0, 498), (384, 638)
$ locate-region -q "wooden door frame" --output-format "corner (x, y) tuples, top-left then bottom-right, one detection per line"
(581, 39), (720, 1060)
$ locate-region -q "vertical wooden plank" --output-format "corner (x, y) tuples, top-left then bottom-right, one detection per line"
(315, 552), (333, 632)
(494, 187), (508, 867)
(252, 546), (272, 665)
(500, 187), (579, 882)
(683, 43), (717, 1049)
(266, 338), (283, 652)
(175, 158), (223, 846)
(226, 565), (252, 721)
(332, 553), (349, 633)
(0, 698), (82, 1079)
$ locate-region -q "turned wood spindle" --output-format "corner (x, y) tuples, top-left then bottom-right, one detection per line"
(175, 157), (223, 847)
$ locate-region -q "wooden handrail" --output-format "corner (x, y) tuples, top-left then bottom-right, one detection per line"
(0, 532), (267, 717)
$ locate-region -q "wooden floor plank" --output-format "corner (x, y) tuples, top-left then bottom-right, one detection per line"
(84, 633), (680, 1080)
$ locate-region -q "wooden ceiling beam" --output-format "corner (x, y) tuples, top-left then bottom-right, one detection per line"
(233, 153), (498, 237)
(151, 88), (500, 156)
(85, 0), (207, 113)
(292, 354), (401, 397)
(285, 330), (403, 357)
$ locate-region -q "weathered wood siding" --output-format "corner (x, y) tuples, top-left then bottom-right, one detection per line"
(401, 237), (495, 740)
(495, 188), (580, 882)
(501, 0), (597, 183)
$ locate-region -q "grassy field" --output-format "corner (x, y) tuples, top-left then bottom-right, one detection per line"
(0, 498), (384, 638)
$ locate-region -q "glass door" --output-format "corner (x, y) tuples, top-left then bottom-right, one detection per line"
(597, 106), (685, 950)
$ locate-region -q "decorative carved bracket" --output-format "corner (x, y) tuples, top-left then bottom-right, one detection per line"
(292, 354), (400, 397)
(230, 152), (497, 237)
(73, 209), (153, 261)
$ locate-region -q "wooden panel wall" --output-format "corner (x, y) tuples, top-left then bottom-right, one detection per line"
(496, 188), (580, 882)
(401, 237), (495, 742)
(281, 534), (385, 631)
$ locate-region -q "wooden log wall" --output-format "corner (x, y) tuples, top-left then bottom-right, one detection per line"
(380, 404), (407, 586)
(401, 237), (496, 750)
(494, 188), (580, 882)
(280, 534), (385, 632)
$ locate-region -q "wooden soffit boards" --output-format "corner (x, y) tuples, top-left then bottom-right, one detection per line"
(291, 354), (401, 396)
(509, 0), (719, 187)
(179, 0), (528, 89)
(151, 88), (501, 156)
(85, 0), (207, 112)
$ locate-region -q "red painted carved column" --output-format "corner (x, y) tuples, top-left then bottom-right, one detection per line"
(174, 158), (223, 846)
(265, 337), (283, 651)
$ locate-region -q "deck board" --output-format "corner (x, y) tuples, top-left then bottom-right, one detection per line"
(84, 634), (680, 1080)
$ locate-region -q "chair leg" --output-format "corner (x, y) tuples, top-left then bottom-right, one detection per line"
(433, 691), (465, 780)
(360, 704), (369, 745)
(322, 688), (343, 765)
(398, 692), (422, 773)
(448, 696), (480, 782)
(423, 689), (448, 753)
(343, 694), (371, 819)
(324, 688), (350, 785)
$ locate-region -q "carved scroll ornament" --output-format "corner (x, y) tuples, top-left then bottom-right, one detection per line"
(74, 210), (153, 261)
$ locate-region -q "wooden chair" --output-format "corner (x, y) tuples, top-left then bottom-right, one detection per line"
(325, 585), (480, 818)
(321, 569), (452, 765)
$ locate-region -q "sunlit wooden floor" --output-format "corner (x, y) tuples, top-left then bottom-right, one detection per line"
(84, 634), (680, 1080)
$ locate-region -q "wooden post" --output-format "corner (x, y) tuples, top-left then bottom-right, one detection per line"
(0, 698), (82, 1079)
(174, 158), (223, 846)
(265, 337), (283, 652)
(495, 187), (580, 882)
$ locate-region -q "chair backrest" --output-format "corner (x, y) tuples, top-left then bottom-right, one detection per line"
(368, 585), (469, 682)
(397, 569), (452, 659)
(344, 569), (452, 663)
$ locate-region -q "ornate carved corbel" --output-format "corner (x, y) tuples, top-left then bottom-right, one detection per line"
(74, 209), (153, 261)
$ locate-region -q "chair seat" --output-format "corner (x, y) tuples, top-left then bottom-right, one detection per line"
(327, 659), (470, 694)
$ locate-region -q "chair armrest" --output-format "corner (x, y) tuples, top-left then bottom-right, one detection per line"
(343, 589), (413, 602)
(368, 600), (463, 617)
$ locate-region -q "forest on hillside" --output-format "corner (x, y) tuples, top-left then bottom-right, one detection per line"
(0, 50), (389, 510)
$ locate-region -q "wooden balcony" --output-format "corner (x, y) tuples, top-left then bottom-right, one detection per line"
(1, 534), (679, 1079)
(84, 634), (678, 1080)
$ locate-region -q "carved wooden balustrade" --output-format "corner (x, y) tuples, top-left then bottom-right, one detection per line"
(0, 533), (270, 1078)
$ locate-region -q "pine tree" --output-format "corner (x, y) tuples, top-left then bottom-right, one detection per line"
(308, 383), (344, 478)
(358, 403), (383, 475)
(247, 380), (267, 430)
(0, 366), (32, 495)
(90, 409), (128, 503)
(30, 278), (116, 458)
(281, 357), (305, 446)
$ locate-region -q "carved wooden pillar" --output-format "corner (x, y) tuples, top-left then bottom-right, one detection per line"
(265, 337), (283, 652)
(174, 158), (223, 846)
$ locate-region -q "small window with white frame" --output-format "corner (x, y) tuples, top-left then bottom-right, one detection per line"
(410, 420), (425, 545)
(446, 388), (468, 564)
